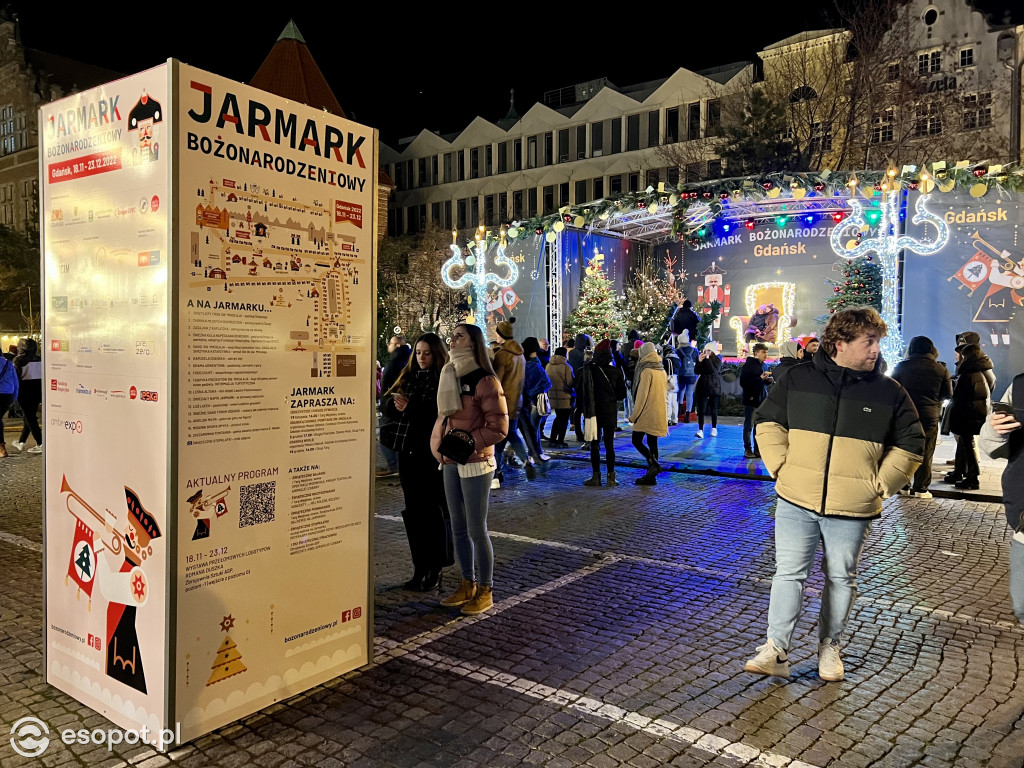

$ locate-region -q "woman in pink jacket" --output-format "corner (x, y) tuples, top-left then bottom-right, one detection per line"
(431, 323), (508, 615)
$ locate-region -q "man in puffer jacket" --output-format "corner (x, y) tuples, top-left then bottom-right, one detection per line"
(746, 306), (923, 683)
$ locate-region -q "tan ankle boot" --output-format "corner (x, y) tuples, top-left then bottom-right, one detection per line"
(461, 585), (493, 615)
(440, 579), (476, 607)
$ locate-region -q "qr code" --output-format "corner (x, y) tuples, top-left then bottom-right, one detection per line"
(239, 481), (276, 527)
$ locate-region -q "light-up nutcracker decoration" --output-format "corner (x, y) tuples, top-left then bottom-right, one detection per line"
(442, 225), (519, 328)
(830, 177), (949, 365)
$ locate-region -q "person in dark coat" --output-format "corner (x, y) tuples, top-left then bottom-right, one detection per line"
(577, 339), (627, 486)
(945, 343), (994, 490)
(693, 341), (723, 439)
(891, 336), (953, 497)
(740, 343), (772, 458)
(568, 333), (591, 443)
(773, 341), (805, 385)
(669, 300), (700, 346)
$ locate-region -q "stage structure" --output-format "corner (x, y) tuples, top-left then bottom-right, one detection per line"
(41, 61), (377, 747)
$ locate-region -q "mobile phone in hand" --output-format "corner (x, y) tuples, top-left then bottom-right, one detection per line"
(992, 401), (1015, 417)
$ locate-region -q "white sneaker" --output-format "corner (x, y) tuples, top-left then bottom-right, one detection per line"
(490, 478), (501, 490)
(914, 490), (933, 499)
(711, 428), (718, 437)
(818, 639), (845, 681)
(694, 430), (704, 439)
(744, 638), (790, 677)
(11, 440), (25, 452)
(27, 445), (42, 454)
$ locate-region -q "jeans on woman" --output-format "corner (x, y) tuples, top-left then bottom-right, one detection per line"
(678, 381), (696, 414)
(549, 408), (572, 443)
(766, 498), (872, 650)
(697, 394), (720, 430)
(590, 412), (618, 472)
(1010, 535), (1024, 625)
(631, 431), (659, 467)
(443, 464), (494, 586)
(496, 416), (530, 471)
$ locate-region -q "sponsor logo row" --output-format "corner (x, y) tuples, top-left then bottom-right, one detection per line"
(50, 381), (158, 402)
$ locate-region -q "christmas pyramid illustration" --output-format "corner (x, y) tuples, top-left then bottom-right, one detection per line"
(206, 633), (247, 686)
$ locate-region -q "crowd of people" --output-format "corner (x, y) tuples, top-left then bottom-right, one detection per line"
(374, 306), (1023, 649)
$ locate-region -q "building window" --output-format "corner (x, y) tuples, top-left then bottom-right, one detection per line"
(667, 167), (680, 186)
(685, 162), (704, 182)
(431, 202), (441, 225)
(887, 62), (901, 82)
(471, 197), (480, 226)
(575, 180), (587, 204)
(558, 129), (569, 162)
(666, 107), (679, 144)
(809, 121), (833, 153)
(497, 142), (508, 174)
(559, 182), (570, 206)
(627, 114), (640, 151)
(707, 160), (722, 179)
(527, 136), (538, 168)
(514, 139), (522, 171)
(646, 170), (659, 189)
(959, 48), (974, 68)
(528, 188), (538, 217)
(871, 109), (894, 143)
(444, 201), (452, 230)
(443, 153), (453, 183)
(706, 100), (721, 137)
(470, 148), (480, 179)
(609, 175), (623, 195)
(543, 185), (555, 215)
(457, 150), (465, 181)
(593, 177), (604, 199)
(611, 119), (622, 154)
(513, 191), (524, 219)
(647, 110), (659, 147)
(576, 125), (587, 159)
(484, 195), (495, 226)
(418, 158), (428, 186)
(457, 199), (468, 229)
(431, 156), (439, 185)
(687, 103), (700, 141)
(591, 123), (604, 155)
(915, 103), (942, 136)
(498, 193), (507, 220)
(918, 50), (941, 76)
(627, 172), (639, 192)
(485, 145), (493, 176)
(544, 132), (553, 165)
(962, 93), (992, 130)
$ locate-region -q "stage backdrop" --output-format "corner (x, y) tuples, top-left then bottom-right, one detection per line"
(904, 191), (1024, 393)
(558, 230), (635, 344)
(683, 220), (841, 355)
(473, 236), (546, 343)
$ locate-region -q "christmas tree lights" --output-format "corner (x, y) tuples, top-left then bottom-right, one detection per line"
(564, 258), (625, 341)
(442, 226), (518, 328)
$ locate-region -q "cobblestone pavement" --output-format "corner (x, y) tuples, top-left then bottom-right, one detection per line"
(2, 441), (1022, 767)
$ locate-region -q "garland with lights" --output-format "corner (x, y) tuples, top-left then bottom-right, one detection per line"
(502, 162), (1021, 246)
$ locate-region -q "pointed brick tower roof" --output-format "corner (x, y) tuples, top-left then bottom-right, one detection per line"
(250, 20), (346, 118)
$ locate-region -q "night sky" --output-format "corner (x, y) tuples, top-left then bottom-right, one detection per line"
(12, 2), (1020, 147)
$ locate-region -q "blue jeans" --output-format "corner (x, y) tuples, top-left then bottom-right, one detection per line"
(496, 416), (530, 471)
(743, 405), (758, 452)
(1010, 536), (1024, 625)
(767, 498), (873, 650)
(443, 465), (495, 587)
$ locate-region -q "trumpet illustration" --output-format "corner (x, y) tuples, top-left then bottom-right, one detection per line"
(185, 485), (231, 541)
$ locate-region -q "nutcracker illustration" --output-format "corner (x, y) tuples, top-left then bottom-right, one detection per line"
(697, 263), (730, 329)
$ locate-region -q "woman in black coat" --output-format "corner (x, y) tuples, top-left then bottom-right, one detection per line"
(946, 343), (994, 490)
(577, 339), (627, 487)
(693, 341), (723, 439)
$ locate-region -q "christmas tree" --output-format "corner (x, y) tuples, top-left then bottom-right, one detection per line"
(621, 267), (675, 342)
(823, 256), (882, 316)
(564, 260), (625, 341)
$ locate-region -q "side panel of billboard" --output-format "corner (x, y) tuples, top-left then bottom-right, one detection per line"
(41, 64), (173, 738)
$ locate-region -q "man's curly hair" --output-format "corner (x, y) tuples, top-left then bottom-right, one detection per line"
(820, 306), (887, 357)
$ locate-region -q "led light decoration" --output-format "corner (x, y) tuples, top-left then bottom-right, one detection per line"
(729, 281), (796, 353)
(830, 193), (949, 364)
(442, 226), (519, 328)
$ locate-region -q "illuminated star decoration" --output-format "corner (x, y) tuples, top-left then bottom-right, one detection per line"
(442, 225), (518, 328)
(220, 614), (236, 632)
(830, 190), (948, 365)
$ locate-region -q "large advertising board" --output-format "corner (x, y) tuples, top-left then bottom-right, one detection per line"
(42, 64), (173, 737)
(172, 63), (376, 740)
